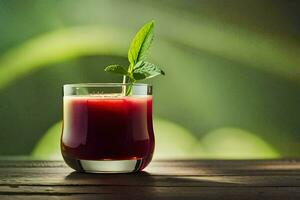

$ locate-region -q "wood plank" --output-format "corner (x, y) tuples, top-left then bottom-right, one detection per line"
(1, 160), (300, 176)
(1, 159), (300, 168)
(1, 173), (300, 187)
(2, 167), (300, 176)
(1, 159), (300, 200)
(0, 187), (300, 200)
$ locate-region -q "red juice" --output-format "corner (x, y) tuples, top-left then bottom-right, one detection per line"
(61, 95), (155, 172)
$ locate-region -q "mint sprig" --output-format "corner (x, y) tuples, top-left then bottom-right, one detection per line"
(104, 20), (165, 94)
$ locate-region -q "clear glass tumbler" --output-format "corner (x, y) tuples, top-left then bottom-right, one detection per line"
(61, 83), (154, 173)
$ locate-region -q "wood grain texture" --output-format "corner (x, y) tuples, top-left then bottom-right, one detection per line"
(0, 159), (300, 199)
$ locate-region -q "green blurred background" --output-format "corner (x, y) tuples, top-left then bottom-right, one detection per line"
(0, 0), (299, 159)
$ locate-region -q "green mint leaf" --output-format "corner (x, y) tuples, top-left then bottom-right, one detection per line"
(128, 20), (154, 71)
(133, 61), (165, 79)
(133, 60), (144, 70)
(133, 72), (147, 80)
(104, 65), (129, 76)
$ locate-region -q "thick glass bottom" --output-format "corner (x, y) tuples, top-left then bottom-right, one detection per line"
(63, 155), (143, 173)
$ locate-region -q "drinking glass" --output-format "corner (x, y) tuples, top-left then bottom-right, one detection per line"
(61, 83), (154, 173)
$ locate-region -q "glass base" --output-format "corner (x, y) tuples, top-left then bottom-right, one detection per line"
(63, 156), (143, 173)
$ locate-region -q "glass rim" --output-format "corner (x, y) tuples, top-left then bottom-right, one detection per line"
(64, 83), (151, 88)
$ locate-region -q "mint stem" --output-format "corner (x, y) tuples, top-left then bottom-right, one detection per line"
(123, 75), (135, 96)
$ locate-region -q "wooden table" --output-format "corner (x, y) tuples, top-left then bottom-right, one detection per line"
(0, 159), (300, 199)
